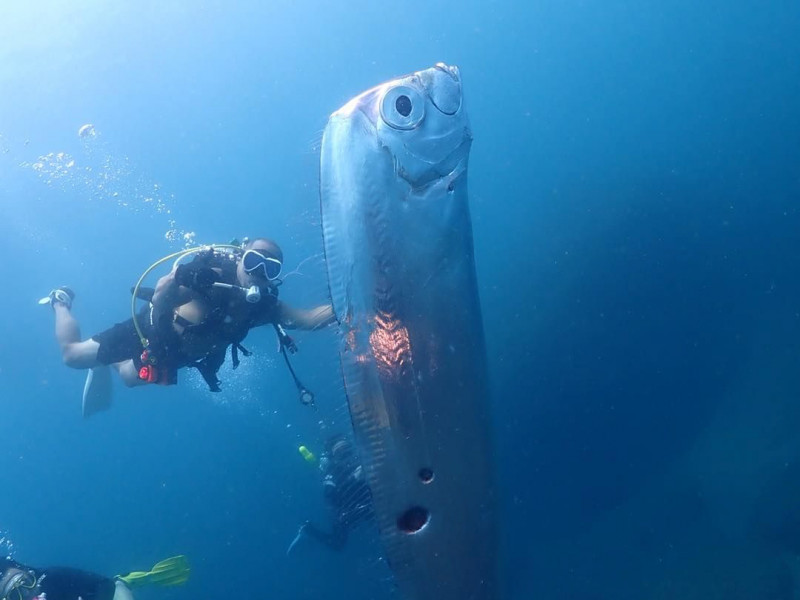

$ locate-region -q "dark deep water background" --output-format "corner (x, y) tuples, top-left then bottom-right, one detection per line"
(2, 1), (799, 598)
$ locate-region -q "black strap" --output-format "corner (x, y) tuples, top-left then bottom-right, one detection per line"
(191, 360), (221, 392)
(174, 314), (194, 329)
(274, 324), (315, 407)
(189, 345), (228, 392)
(130, 286), (156, 302)
(231, 342), (251, 369)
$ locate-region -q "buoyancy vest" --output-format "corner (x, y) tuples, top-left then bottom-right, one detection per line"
(147, 249), (279, 391)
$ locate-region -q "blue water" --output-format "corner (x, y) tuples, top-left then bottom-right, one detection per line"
(2, 1), (799, 598)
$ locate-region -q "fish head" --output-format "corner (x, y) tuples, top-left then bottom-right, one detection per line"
(335, 63), (472, 187)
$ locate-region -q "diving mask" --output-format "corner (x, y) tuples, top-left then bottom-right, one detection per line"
(242, 249), (282, 281)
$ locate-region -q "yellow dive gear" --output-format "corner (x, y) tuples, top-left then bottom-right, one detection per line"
(299, 445), (316, 463)
(116, 555), (190, 588)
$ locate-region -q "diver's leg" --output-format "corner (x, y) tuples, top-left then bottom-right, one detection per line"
(54, 303), (102, 368)
(113, 580), (134, 600)
(38, 568), (118, 600)
(112, 360), (149, 387)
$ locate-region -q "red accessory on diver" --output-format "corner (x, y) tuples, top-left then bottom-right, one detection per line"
(140, 348), (156, 364)
(138, 364), (159, 383)
(138, 348), (159, 383)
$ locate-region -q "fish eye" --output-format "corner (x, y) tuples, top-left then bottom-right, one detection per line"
(380, 85), (425, 130)
(395, 95), (412, 117)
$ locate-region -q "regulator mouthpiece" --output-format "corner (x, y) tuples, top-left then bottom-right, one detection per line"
(245, 285), (261, 303)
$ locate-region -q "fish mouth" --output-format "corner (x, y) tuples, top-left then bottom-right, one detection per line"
(393, 140), (471, 191)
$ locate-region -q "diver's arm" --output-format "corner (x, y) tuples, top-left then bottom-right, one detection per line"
(151, 254), (221, 318)
(150, 269), (193, 323)
(275, 301), (335, 331)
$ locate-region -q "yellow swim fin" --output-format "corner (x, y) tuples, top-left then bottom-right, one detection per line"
(117, 555), (190, 588)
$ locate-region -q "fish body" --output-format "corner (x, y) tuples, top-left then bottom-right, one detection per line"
(320, 63), (498, 600)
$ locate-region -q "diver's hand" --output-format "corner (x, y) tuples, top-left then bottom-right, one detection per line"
(174, 263), (219, 290)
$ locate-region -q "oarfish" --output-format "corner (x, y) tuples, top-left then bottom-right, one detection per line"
(320, 63), (499, 600)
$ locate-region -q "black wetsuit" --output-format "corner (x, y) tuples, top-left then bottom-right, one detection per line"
(304, 437), (374, 551)
(1, 558), (116, 600)
(91, 249), (278, 390)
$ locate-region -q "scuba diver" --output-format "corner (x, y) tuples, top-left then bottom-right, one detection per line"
(288, 434), (374, 553)
(0, 554), (189, 600)
(42, 237), (334, 415)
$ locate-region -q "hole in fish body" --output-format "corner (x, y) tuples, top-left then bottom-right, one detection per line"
(397, 506), (431, 534)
